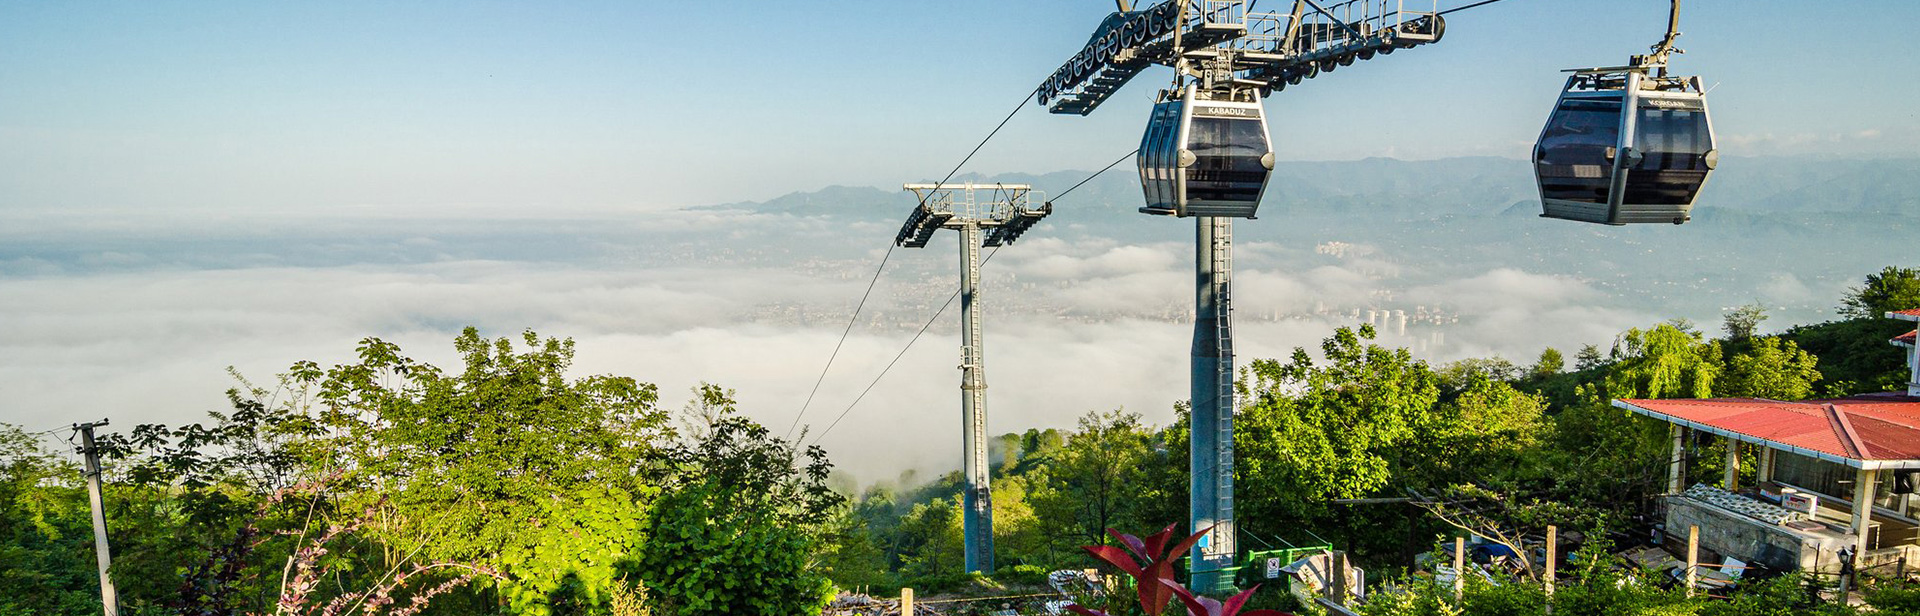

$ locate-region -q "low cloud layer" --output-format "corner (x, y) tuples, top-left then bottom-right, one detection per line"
(0, 209), (1687, 480)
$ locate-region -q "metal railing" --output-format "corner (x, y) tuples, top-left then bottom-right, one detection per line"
(1241, 0), (1440, 56)
(1190, 0), (1247, 28)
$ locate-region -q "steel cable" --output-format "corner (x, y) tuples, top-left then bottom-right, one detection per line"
(808, 147), (1139, 446)
(1438, 0), (1511, 16)
(785, 88), (1039, 440)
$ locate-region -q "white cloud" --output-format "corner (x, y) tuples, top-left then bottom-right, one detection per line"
(0, 223), (1712, 481)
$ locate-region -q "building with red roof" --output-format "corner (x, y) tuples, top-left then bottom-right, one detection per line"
(1609, 310), (1920, 574)
(1894, 309), (1920, 397)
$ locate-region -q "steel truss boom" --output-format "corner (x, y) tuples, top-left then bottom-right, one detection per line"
(1040, 0), (1451, 116)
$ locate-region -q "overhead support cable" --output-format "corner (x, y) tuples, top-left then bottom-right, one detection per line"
(1438, 0), (1511, 16)
(1051, 149), (1139, 203)
(785, 88), (1039, 440)
(808, 148), (1139, 446)
(809, 247), (998, 446)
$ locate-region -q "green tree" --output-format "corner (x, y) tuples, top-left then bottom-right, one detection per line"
(1545, 399), (1672, 514)
(1841, 266), (1920, 319)
(1787, 318), (1910, 395)
(1601, 322), (1721, 400)
(291, 328), (671, 614)
(895, 498), (963, 581)
(1436, 357), (1520, 393)
(1531, 347), (1566, 379)
(1786, 266), (1920, 395)
(989, 474), (1049, 569)
(85, 380), (337, 615)
(0, 425), (98, 616)
(1723, 303), (1770, 341)
(1716, 337), (1822, 400)
(1396, 376), (1550, 489)
(1030, 410), (1153, 549)
(1574, 344), (1607, 372)
(635, 384), (840, 616)
(816, 505), (892, 590)
(1010, 428), (1065, 476)
(1236, 325), (1442, 528)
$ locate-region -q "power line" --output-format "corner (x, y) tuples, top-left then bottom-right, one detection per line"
(785, 88), (1039, 439)
(23, 425), (71, 437)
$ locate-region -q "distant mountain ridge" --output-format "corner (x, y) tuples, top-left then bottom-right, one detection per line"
(695, 155), (1920, 224)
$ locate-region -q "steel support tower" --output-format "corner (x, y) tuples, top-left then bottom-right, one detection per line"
(1036, 0), (1452, 591)
(896, 182), (1051, 574)
(1190, 216), (1236, 592)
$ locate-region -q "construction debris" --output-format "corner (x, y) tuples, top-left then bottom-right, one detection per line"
(824, 592), (938, 616)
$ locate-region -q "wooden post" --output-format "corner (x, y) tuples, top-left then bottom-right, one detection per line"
(1758, 447), (1776, 483)
(1724, 441), (1741, 491)
(1453, 536), (1466, 602)
(1686, 526), (1699, 597)
(1332, 551), (1349, 604)
(901, 588), (914, 615)
(1545, 525), (1557, 598)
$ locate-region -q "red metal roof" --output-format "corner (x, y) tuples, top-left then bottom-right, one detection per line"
(1892, 309), (1920, 321)
(1619, 394), (1920, 464)
(1897, 330), (1918, 346)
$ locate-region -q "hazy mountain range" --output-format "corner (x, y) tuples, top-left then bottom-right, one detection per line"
(700, 155), (1919, 326)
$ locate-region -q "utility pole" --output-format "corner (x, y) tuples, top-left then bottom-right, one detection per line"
(895, 182), (1051, 574)
(76, 419), (118, 616)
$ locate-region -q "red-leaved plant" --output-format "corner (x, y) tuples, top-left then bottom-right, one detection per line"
(1064, 525), (1292, 616)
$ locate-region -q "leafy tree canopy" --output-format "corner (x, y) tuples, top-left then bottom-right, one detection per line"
(1237, 325), (1441, 524)
(1841, 265), (1920, 319)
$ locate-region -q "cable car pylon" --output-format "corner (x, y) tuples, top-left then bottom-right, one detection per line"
(895, 182), (1051, 574)
(1037, 0), (1456, 592)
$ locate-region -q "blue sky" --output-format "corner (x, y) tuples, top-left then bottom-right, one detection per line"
(2, 0), (1916, 211)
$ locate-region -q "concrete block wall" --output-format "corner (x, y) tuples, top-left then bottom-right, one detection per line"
(1666, 496), (1848, 574)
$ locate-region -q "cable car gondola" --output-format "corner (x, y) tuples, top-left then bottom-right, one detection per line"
(1138, 84), (1275, 218)
(1534, 0), (1716, 226)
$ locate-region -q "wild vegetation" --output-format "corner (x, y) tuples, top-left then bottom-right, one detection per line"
(2, 266), (1917, 615)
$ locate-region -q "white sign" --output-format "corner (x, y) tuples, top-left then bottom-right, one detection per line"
(1782, 491), (1818, 514)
